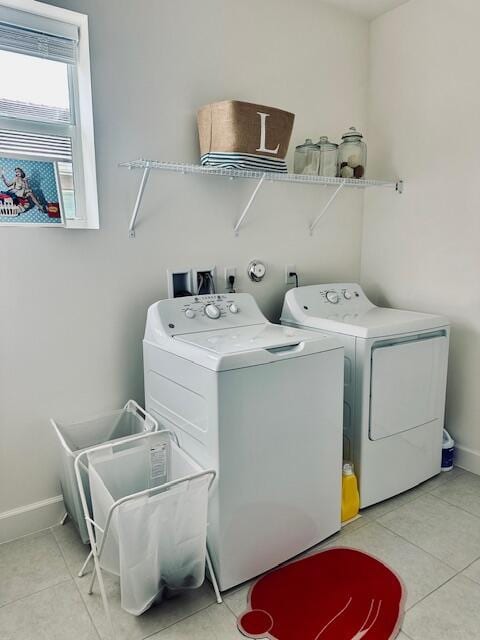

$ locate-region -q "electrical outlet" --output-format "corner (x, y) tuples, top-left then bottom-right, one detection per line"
(225, 267), (236, 292)
(285, 264), (297, 285)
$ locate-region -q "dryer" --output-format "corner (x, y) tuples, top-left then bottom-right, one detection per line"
(143, 293), (344, 591)
(281, 283), (450, 508)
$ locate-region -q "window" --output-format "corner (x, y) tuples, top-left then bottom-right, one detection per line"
(0, 0), (98, 228)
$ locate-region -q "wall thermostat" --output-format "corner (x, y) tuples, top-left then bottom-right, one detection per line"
(247, 260), (266, 282)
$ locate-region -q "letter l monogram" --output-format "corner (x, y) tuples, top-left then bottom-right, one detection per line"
(256, 112), (280, 154)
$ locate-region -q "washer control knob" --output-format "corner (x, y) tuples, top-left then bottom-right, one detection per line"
(229, 303), (239, 314)
(205, 303), (221, 319)
(326, 290), (339, 304)
(185, 309), (196, 319)
(343, 291), (352, 300)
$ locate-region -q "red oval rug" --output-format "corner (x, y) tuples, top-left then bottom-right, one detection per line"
(237, 547), (405, 639)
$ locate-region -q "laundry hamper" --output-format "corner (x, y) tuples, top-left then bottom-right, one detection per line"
(51, 400), (158, 543)
(74, 431), (220, 637)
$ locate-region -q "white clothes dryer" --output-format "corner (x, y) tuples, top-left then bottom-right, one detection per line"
(143, 293), (344, 591)
(281, 284), (450, 508)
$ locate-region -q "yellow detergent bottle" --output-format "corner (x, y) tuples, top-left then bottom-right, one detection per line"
(341, 462), (360, 523)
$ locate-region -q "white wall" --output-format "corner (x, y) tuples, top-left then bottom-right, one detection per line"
(361, 0), (480, 472)
(0, 0), (369, 539)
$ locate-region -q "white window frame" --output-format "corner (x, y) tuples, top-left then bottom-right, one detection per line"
(0, 0), (99, 229)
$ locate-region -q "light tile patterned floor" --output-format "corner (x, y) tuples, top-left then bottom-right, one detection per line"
(1, 467), (480, 639)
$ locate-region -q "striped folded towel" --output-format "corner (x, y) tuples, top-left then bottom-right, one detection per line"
(200, 152), (288, 173)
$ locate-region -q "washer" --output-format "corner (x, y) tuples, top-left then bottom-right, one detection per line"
(281, 283), (450, 508)
(143, 292), (344, 591)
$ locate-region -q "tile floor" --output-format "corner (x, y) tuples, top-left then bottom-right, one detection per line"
(1, 466), (480, 639)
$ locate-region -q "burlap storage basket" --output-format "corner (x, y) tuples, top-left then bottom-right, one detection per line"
(197, 100), (295, 173)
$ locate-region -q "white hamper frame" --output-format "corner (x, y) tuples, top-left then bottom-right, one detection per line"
(52, 399), (158, 539)
(74, 430), (222, 639)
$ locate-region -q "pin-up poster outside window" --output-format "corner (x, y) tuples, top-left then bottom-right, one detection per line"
(0, 156), (64, 226)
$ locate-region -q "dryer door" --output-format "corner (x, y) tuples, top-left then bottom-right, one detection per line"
(369, 334), (448, 441)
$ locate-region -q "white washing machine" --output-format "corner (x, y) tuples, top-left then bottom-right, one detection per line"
(143, 292), (344, 591)
(281, 283), (450, 508)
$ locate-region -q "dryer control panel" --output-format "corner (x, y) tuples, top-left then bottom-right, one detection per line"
(281, 283), (376, 326)
(295, 284), (373, 312)
(146, 293), (267, 339)
(317, 285), (369, 306)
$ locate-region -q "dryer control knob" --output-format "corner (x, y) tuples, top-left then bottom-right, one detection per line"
(343, 291), (352, 300)
(326, 290), (339, 304)
(205, 303), (221, 319)
(229, 304), (239, 314)
(185, 309), (196, 319)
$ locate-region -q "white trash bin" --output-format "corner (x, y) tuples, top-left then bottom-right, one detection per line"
(75, 431), (219, 626)
(51, 400), (158, 543)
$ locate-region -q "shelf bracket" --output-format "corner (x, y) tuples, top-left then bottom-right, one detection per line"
(128, 166), (151, 238)
(309, 182), (345, 236)
(233, 173), (266, 236)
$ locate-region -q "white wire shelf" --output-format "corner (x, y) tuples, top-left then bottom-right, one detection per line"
(120, 159), (403, 237)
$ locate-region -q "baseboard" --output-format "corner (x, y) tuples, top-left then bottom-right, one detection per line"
(1, 447), (477, 546)
(0, 495), (65, 544)
(455, 445), (480, 476)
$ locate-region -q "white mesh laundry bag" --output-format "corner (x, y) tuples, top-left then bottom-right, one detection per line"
(87, 433), (210, 615)
(52, 401), (157, 543)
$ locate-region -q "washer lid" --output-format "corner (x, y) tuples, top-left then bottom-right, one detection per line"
(170, 323), (342, 371)
(175, 324), (331, 354)
(143, 292), (343, 371)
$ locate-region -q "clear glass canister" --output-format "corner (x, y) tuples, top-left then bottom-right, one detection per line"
(316, 136), (338, 177)
(294, 139), (320, 175)
(338, 127), (367, 179)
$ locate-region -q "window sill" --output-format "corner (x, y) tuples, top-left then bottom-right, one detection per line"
(65, 217), (99, 230)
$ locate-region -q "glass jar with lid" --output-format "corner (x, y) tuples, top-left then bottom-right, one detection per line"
(338, 127), (367, 179)
(316, 136), (338, 177)
(294, 139), (320, 175)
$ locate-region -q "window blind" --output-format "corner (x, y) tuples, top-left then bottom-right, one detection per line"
(0, 128), (72, 161)
(0, 98), (71, 124)
(0, 7), (78, 65)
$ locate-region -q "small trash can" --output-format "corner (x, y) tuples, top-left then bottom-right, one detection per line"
(86, 432), (213, 615)
(51, 400), (158, 543)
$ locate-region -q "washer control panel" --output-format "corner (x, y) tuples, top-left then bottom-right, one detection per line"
(182, 295), (243, 321)
(150, 293), (266, 337)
